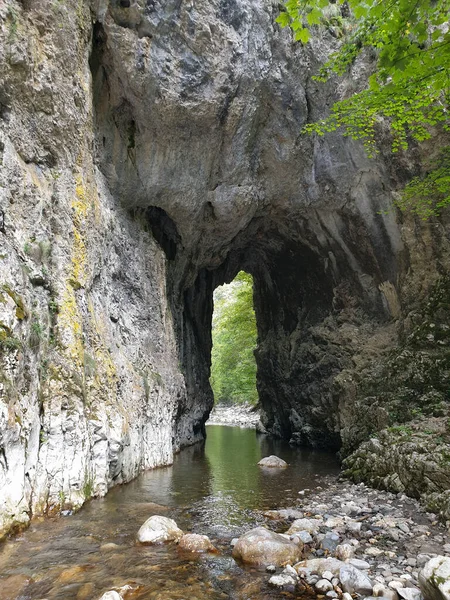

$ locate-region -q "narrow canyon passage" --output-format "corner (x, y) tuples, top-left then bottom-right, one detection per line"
(1, 0), (450, 566)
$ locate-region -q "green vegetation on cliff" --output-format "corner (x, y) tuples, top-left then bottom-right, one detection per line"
(210, 272), (258, 405)
(277, 0), (450, 217)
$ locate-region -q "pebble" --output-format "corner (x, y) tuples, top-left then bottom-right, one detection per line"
(373, 583), (398, 600)
(293, 531), (313, 544)
(335, 544), (354, 561)
(269, 574), (297, 588)
(316, 579), (334, 593)
(388, 581), (405, 590)
(322, 532), (340, 552)
(366, 547), (384, 556)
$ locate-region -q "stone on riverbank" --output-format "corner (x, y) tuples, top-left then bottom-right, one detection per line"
(178, 533), (216, 553)
(232, 527), (303, 566)
(287, 518), (322, 536)
(269, 573), (298, 589)
(258, 456), (288, 468)
(419, 556), (450, 600)
(137, 515), (183, 544)
(295, 558), (347, 577)
(339, 564), (374, 595)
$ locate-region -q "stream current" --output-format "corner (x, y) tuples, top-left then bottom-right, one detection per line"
(0, 426), (339, 600)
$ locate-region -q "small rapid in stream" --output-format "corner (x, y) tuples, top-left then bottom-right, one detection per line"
(0, 426), (340, 600)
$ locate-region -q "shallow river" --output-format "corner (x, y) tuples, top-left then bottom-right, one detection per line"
(0, 426), (340, 600)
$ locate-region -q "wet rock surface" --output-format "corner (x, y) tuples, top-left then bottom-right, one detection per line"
(137, 515), (183, 544)
(258, 455), (289, 468)
(178, 533), (217, 553)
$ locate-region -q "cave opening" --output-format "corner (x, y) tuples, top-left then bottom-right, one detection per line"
(210, 270), (258, 407)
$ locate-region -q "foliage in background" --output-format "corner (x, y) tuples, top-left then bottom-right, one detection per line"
(277, 0), (450, 217)
(210, 272), (258, 405)
(397, 147), (450, 219)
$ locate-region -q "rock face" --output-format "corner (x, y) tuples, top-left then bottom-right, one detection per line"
(137, 515), (183, 544)
(0, 0), (449, 537)
(232, 527), (303, 566)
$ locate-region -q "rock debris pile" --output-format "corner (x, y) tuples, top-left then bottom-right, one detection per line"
(206, 403), (261, 429)
(98, 479), (450, 600)
(256, 480), (450, 599)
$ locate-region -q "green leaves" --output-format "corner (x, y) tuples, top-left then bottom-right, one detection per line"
(275, 12), (291, 27)
(210, 272), (258, 405)
(396, 147), (450, 219)
(307, 7), (322, 25)
(295, 28), (310, 43)
(276, 0), (450, 215)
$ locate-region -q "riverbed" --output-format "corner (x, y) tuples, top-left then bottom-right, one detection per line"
(0, 426), (340, 600)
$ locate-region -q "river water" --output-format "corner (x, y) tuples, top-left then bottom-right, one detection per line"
(0, 426), (340, 600)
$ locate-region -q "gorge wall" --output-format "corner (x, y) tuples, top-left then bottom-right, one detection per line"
(1, 0), (449, 536)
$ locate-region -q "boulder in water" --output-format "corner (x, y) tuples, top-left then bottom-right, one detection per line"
(258, 455), (288, 468)
(137, 515), (183, 544)
(232, 526), (302, 566)
(99, 592), (122, 600)
(178, 533), (216, 553)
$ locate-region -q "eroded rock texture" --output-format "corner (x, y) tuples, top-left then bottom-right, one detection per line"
(0, 0), (449, 535)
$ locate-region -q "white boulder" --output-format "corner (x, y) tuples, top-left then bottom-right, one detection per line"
(258, 455), (288, 468)
(137, 515), (183, 544)
(419, 556), (450, 600)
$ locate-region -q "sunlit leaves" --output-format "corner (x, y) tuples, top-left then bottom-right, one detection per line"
(276, 0), (450, 215)
(396, 147), (450, 219)
(210, 272), (258, 405)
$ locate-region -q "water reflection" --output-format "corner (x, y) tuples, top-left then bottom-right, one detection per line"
(0, 426), (340, 600)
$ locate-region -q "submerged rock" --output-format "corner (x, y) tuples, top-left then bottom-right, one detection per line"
(232, 527), (302, 566)
(419, 556), (450, 600)
(258, 456), (288, 468)
(99, 592), (122, 600)
(264, 509), (304, 520)
(137, 515), (183, 544)
(178, 533), (216, 553)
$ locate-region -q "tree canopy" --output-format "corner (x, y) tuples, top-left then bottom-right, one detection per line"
(210, 272), (258, 405)
(277, 0), (450, 217)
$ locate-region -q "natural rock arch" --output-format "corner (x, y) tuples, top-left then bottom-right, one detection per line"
(90, 0), (405, 452)
(1, 0), (447, 537)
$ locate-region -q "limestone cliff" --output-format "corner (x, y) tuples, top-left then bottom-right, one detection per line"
(0, 0), (449, 536)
